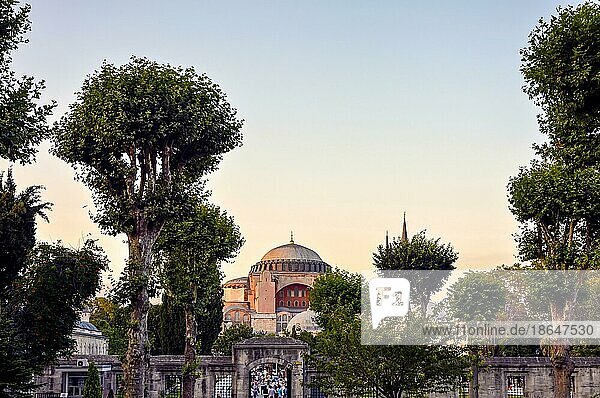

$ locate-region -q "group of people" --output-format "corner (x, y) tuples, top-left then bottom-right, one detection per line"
(250, 365), (287, 398)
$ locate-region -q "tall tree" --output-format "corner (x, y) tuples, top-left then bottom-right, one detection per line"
(52, 58), (243, 398)
(0, 0), (54, 163)
(157, 202), (243, 398)
(512, 3), (600, 396)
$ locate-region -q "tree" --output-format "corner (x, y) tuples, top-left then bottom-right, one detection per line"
(148, 294), (185, 355)
(373, 231), (458, 316)
(156, 202), (243, 398)
(90, 297), (130, 357)
(83, 362), (102, 398)
(445, 271), (509, 398)
(212, 324), (254, 356)
(0, 169), (49, 298)
(0, 0), (54, 163)
(52, 57), (243, 398)
(511, 3), (600, 396)
(521, 1), (600, 168)
(0, 171), (107, 398)
(307, 269), (466, 398)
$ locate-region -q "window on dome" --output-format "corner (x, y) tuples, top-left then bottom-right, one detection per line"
(287, 300), (291, 307)
(294, 300), (299, 307)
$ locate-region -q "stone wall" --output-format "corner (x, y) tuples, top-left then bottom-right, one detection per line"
(34, 339), (600, 398)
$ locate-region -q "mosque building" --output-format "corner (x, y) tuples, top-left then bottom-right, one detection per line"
(222, 234), (330, 334)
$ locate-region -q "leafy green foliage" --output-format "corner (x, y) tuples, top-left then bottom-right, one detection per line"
(509, 162), (600, 269)
(52, 57), (244, 397)
(373, 231), (458, 315)
(308, 268), (361, 328)
(307, 269), (467, 398)
(52, 57), (243, 236)
(157, 201), (243, 354)
(83, 362), (102, 398)
(521, 2), (600, 167)
(510, 4), (600, 395)
(212, 324), (254, 355)
(0, 168), (49, 297)
(0, 0), (54, 164)
(148, 294), (185, 355)
(14, 241), (107, 365)
(90, 297), (130, 357)
(0, 171), (106, 397)
(446, 271), (508, 321)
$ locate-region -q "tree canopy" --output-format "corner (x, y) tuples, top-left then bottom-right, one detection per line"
(508, 3), (600, 396)
(0, 172), (106, 396)
(0, 0), (54, 163)
(307, 268), (466, 398)
(52, 57), (244, 398)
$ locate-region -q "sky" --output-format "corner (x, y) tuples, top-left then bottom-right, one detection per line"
(0, 0), (582, 287)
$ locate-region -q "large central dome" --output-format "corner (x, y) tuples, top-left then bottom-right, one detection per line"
(261, 243), (322, 262)
(250, 240), (329, 274)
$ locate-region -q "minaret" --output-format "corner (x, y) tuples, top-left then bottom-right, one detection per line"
(385, 230), (389, 249)
(401, 212), (408, 242)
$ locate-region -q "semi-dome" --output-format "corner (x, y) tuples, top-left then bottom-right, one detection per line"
(286, 309), (321, 334)
(261, 243), (322, 262)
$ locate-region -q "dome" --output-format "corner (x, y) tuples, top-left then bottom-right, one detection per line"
(250, 240), (330, 274)
(286, 309), (321, 334)
(261, 243), (322, 262)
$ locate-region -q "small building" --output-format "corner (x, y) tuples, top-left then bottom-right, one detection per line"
(73, 309), (108, 356)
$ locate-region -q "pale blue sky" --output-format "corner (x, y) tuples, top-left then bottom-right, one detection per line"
(2, 1), (580, 283)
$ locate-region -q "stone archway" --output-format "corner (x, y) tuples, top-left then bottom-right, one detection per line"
(232, 337), (307, 398)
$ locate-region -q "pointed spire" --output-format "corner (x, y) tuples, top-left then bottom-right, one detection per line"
(290, 231), (294, 244)
(385, 230), (389, 249)
(401, 212), (408, 242)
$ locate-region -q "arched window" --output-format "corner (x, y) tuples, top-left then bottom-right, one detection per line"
(287, 300), (291, 307)
(294, 300), (299, 307)
(279, 300), (284, 307)
(302, 301), (306, 307)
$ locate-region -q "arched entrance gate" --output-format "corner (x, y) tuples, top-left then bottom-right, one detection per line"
(232, 337), (307, 398)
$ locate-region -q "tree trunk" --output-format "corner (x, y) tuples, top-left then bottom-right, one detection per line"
(469, 364), (479, 398)
(124, 223), (159, 398)
(182, 302), (198, 398)
(551, 344), (573, 398)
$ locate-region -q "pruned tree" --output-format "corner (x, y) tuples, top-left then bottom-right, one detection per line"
(373, 231), (458, 316)
(52, 57), (243, 398)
